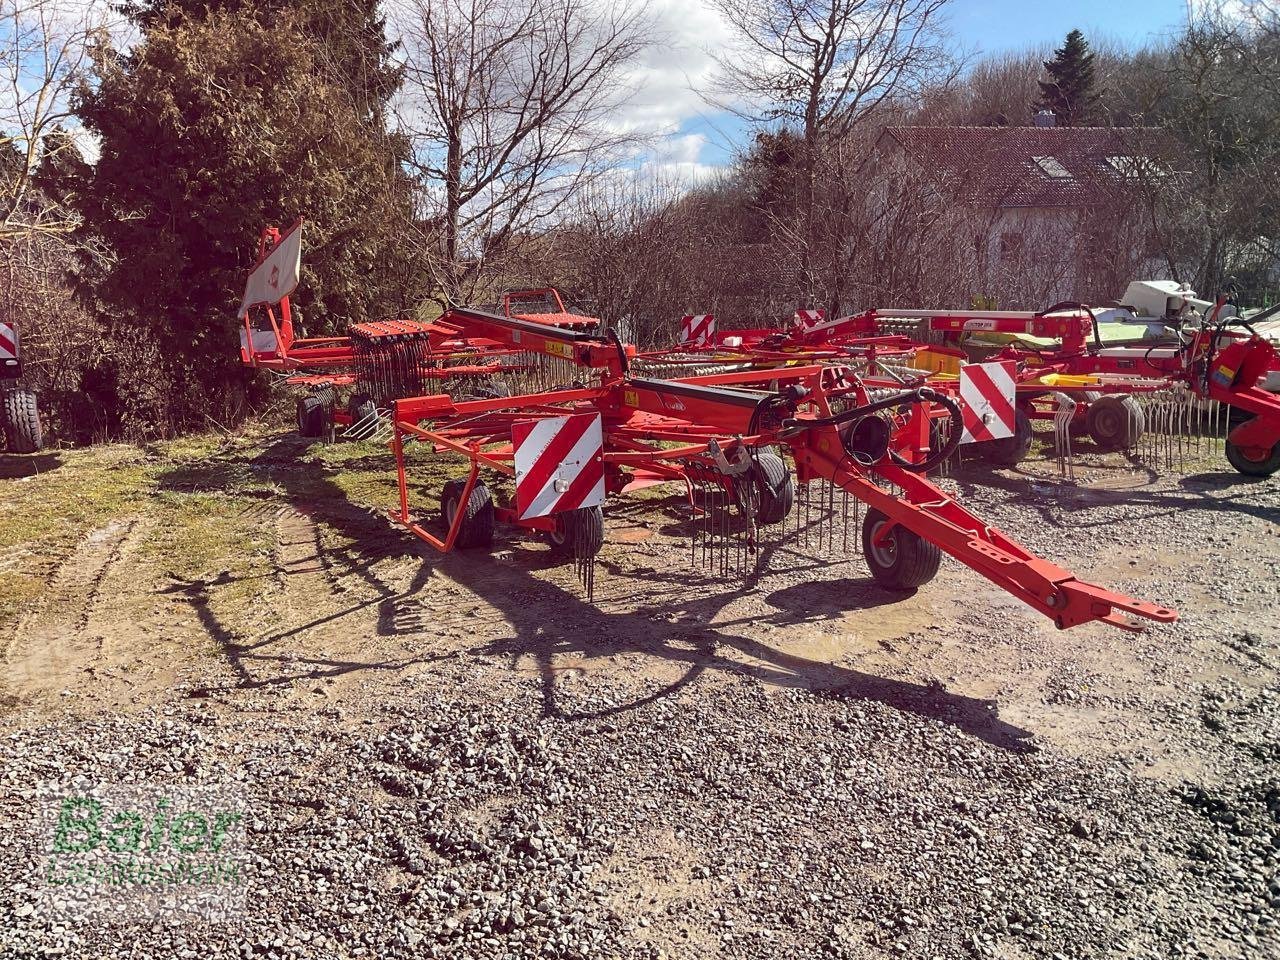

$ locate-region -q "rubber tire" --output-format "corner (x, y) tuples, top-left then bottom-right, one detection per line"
(861, 508), (941, 591)
(546, 505), (605, 559)
(750, 452), (794, 525)
(1087, 395), (1144, 450)
(981, 405), (1034, 466)
(296, 395), (327, 438)
(1069, 391), (1101, 436)
(440, 479), (495, 549)
(2, 389), (42, 453)
(1225, 418), (1280, 477)
(347, 393), (377, 436)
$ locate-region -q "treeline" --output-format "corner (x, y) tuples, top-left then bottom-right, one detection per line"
(3, 0), (1280, 443)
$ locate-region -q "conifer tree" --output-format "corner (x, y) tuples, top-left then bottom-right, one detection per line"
(1034, 29), (1100, 126)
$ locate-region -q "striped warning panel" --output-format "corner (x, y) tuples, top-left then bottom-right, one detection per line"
(959, 361), (1017, 444)
(679, 314), (715, 348)
(793, 308), (826, 332)
(0, 323), (17, 360)
(513, 413), (605, 520)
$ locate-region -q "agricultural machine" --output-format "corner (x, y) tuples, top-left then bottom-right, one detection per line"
(0, 318), (43, 453)
(655, 294), (1280, 478)
(235, 221), (1179, 634)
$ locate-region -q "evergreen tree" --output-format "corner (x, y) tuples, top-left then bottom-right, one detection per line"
(1034, 29), (1100, 126)
(69, 2), (421, 434)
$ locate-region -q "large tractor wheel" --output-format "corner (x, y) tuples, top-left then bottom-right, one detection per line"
(546, 505), (605, 559)
(1087, 395), (1144, 450)
(861, 508), (941, 591)
(2, 389), (43, 453)
(440, 479), (495, 549)
(750, 451), (795, 525)
(981, 405), (1034, 466)
(1225, 418), (1280, 477)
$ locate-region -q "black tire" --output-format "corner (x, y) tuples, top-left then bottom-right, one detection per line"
(750, 452), (794, 525)
(346, 393), (378, 438)
(1087, 395), (1144, 450)
(1225, 419), (1280, 477)
(1069, 391), (1102, 436)
(546, 505), (605, 559)
(981, 405), (1033, 466)
(440, 479), (495, 549)
(2, 389), (42, 453)
(861, 508), (941, 591)
(296, 395), (327, 438)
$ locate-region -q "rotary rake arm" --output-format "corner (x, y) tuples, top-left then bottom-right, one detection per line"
(386, 363), (1177, 632)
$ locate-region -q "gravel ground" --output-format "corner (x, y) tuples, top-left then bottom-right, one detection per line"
(1, 435), (1277, 959)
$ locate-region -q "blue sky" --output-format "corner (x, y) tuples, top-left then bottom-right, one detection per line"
(639, 0), (1198, 176)
(949, 0), (1192, 54)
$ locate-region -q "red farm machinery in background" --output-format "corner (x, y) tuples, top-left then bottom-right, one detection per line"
(648, 297), (1280, 478)
(0, 316), (43, 453)
(235, 221), (1180, 635)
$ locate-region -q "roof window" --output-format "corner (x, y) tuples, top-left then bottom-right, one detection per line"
(1032, 156), (1072, 179)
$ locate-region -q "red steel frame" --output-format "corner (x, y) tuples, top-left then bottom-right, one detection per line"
(650, 300), (1280, 467)
(233, 223), (1179, 634)
(383, 318), (1176, 633)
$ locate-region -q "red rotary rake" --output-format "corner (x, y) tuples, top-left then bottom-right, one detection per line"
(649, 299), (1280, 478)
(235, 222), (1178, 634)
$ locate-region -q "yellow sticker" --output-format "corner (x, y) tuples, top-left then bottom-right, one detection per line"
(623, 390), (639, 408)
(545, 341), (574, 359)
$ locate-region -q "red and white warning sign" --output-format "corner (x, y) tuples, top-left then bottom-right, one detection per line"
(793, 308), (826, 332)
(958, 361), (1017, 444)
(0, 322), (17, 361)
(513, 413), (605, 520)
(679, 313), (715, 348)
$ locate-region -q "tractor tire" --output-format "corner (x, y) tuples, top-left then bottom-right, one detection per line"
(296, 395), (327, 438)
(1225, 419), (1280, 477)
(981, 405), (1034, 466)
(547, 505), (605, 559)
(1087, 395), (1144, 450)
(750, 451), (794, 525)
(861, 507), (941, 591)
(2, 389), (42, 453)
(440, 479), (495, 549)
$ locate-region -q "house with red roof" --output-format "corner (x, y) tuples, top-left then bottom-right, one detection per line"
(875, 121), (1172, 306)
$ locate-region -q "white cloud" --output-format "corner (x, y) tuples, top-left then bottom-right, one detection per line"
(614, 0), (731, 136)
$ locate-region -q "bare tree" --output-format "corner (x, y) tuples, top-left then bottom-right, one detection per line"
(1, 0), (106, 241)
(394, 0), (653, 303)
(709, 0), (955, 305)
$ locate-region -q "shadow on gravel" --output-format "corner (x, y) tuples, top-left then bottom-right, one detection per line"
(447, 551), (1036, 754)
(152, 430), (1035, 753)
(951, 462), (1280, 528)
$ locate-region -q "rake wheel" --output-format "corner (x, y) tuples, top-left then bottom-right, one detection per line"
(1225, 420), (1280, 477)
(546, 506), (605, 559)
(2, 389), (42, 453)
(441, 479), (495, 549)
(750, 451), (794, 525)
(861, 508), (941, 591)
(1087, 395), (1143, 450)
(296, 395), (328, 438)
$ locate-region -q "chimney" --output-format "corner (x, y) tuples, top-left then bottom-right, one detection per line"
(1034, 110), (1056, 128)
